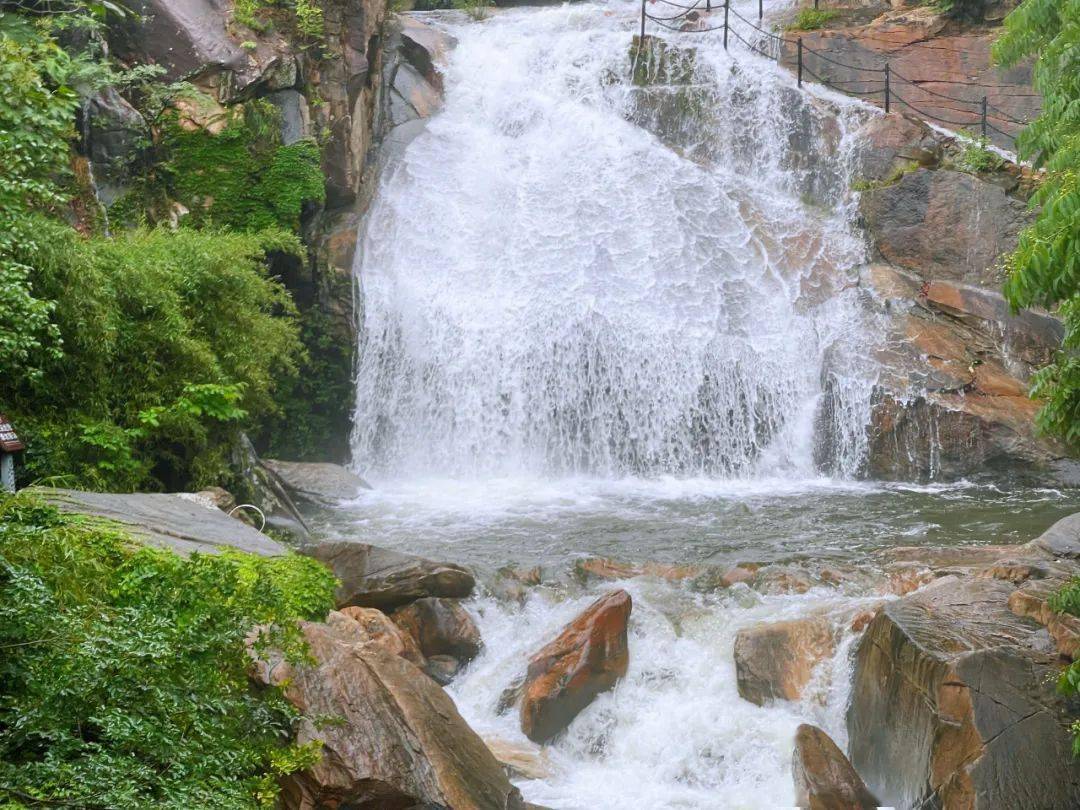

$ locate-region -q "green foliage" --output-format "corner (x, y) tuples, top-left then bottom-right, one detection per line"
(953, 133), (1004, 174)
(234, 0), (324, 39)
(0, 492), (336, 808)
(453, 0), (492, 22)
(786, 9), (839, 32)
(165, 102), (325, 232)
(6, 221), (305, 491)
(261, 309), (354, 462)
(1048, 577), (1080, 754)
(994, 0), (1080, 445)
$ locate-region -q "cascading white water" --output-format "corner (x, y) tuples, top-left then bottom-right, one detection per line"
(351, 0), (878, 481)
(342, 4), (905, 808)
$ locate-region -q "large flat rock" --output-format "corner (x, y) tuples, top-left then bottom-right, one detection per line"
(262, 459), (372, 506)
(37, 488), (284, 557)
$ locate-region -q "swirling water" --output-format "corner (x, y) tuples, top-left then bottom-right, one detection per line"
(338, 3), (1079, 807)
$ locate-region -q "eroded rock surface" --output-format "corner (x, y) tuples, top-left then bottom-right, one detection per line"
(792, 724), (879, 810)
(847, 576), (1080, 809)
(252, 620), (524, 810)
(302, 540), (475, 610)
(520, 589), (632, 744)
(392, 597), (482, 683)
(734, 617), (835, 705)
(37, 487), (283, 557)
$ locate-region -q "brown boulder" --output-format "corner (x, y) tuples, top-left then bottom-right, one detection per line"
(847, 576), (1080, 809)
(302, 539), (475, 610)
(334, 606), (425, 666)
(392, 597), (482, 661)
(520, 590), (632, 744)
(1008, 581), (1080, 661)
(793, 724), (879, 810)
(734, 618), (836, 706)
(252, 620), (523, 810)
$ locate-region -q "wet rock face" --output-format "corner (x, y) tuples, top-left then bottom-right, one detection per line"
(334, 606), (426, 666)
(520, 589), (632, 744)
(252, 620), (524, 810)
(792, 724), (879, 810)
(733, 617), (835, 706)
(392, 597), (482, 661)
(847, 576), (1080, 809)
(262, 459), (372, 506)
(860, 167), (1032, 288)
(302, 540), (475, 610)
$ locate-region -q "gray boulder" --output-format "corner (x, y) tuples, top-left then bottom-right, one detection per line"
(302, 539), (475, 610)
(37, 488), (283, 557)
(262, 459), (372, 506)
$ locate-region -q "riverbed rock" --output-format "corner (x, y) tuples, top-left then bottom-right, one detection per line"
(262, 459), (372, 505)
(252, 619), (524, 810)
(847, 575), (1080, 809)
(734, 617), (836, 706)
(520, 589), (632, 744)
(335, 606), (426, 666)
(392, 597), (482, 660)
(792, 724), (879, 810)
(303, 539), (475, 610)
(484, 737), (553, 781)
(1025, 511), (1080, 560)
(1007, 580), (1080, 661)
(37, 487), (284, 557)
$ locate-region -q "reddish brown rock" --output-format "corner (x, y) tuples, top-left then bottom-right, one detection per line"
(520, 590), (632, 744)
(334, 606), (425, 666)
(574, 557), (703, 583)
(734, 617), (836, 706)
(793, 724), (879, 810)
(251, 620), (523, 810)
(1008, 582), (1080, 661)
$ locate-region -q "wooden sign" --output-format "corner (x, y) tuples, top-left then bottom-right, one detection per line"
(0, 414), (24, 453)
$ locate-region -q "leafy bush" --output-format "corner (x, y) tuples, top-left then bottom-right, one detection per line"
(164, 102), (325, 232)
(994, 0), (1080, 445)
(953, 134), (1004, 174)
(234, 0), (324, 39)
(453, 0), (492, 22)
(0, 493), (337, 808)
(1048, 577), (1080, 754)
(786, 9), (839, 32)
(6, 221), (305, 490)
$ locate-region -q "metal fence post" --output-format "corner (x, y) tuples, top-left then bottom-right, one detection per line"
(884, 64), (890, 113)
(797, 38), (803, 87)
(707, 0), (711, 13)
(640, 0), (646, 42)
(981, 96), (988, 140)
(814, 0), (819, 8)
(723, 0), (729, 50)
(759, 0), (763, 20)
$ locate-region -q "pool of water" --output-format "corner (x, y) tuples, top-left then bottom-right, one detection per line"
(311, 475), (1077, 574)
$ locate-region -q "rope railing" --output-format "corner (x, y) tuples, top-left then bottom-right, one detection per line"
(635, 0), (1028, 149)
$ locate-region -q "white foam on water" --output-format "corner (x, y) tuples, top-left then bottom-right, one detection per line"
(448, 580), (880, 809)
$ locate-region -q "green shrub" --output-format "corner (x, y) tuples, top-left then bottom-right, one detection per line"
(233, 0), (324, 39)
(994, 0), (1080, 446)
(786, 9), (839, 31)
(953, 134), (1004, 174)
(6, 221), (305, 491)
(164, 102), (325, 233)
(0, 492), (337, 808)
(1048, 577), (1080, 754)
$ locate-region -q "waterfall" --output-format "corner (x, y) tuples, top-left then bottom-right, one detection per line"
(352, 1), (877, 480)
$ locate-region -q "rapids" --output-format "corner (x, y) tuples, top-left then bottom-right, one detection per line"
(336, 2), (1080, 807)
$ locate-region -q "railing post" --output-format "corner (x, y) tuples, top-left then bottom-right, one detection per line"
(981, 95), (988, 140)
(814, 0), (819, 8)
(797, 38), (803, 87)
(640, 0), (646, 42)
(723, 0), (729, 50)
(759, 0), (763, 20)
(884, 64), (890, 113)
